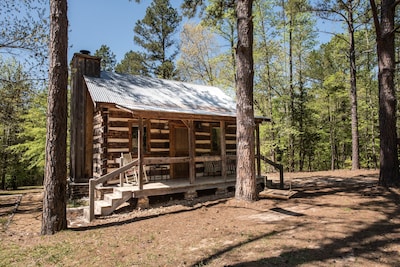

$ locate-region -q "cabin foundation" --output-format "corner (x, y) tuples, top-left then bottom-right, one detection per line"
(137, 196), (150, 209)
(184, 190), (198, 200)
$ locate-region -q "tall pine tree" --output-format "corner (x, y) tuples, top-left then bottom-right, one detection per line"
(370, 0), (400, 187)
(42, 0), (68, 235)
(94, 45), (116, 71)
(134, 0), (181, 79)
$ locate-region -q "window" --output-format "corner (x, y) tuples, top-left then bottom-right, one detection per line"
(211, 127), (221, 154)
(130, 124), (147, 154)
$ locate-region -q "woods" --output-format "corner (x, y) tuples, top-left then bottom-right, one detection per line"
(1, 0), (400, 233)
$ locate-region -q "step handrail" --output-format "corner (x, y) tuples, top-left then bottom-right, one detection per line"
(260, 155), (284, 189)
(88, 158), (139, 221)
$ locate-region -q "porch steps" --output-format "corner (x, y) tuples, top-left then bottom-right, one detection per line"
(94, 187), (132, 216)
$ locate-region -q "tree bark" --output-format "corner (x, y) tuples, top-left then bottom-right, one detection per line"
(370, 0), (399, 187)
(347, 1), (360, 170)
(235, 0), (257, 201)
(41, 0), (68, 234)
(288, 10), (295, 173)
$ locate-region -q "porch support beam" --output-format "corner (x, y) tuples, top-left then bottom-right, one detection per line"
(188, 120), (196, 184)
(220, 121), (227, 181)
(138, 116), (144, 190)
(256, 123), (261, 177)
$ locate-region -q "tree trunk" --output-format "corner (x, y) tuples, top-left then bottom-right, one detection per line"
(347, 3), (360, 170)
(288, 13), (295, 173)
(370, 0), (400, 187)
(235, 0), (256, 201)
(1, 151), (7, 190)
(41, 0), (68, 235)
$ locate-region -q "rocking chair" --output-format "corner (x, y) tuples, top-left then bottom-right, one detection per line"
(121, 153), (149, 185)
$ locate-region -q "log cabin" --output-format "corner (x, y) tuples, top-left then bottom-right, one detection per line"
(68, 52), (269, 219)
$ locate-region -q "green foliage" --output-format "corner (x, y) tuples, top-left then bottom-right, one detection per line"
(177, 23), (222, 85)
(133, 0), (182, 79)
(9, 90), (47, 177)
(94, 44), (117, 71)
(115, 51), (149, 76)
(0, 57), (44, 189)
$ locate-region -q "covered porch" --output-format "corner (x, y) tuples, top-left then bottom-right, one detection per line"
(87, 152), (266, 221)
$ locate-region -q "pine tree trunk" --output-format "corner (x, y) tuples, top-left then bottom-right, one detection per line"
(288, 14), (295, 173)
(348, 5), (360, 170)
(235, 0), (256, 201)
(370, 0), (399, 187)
(41, 0), (68, 235)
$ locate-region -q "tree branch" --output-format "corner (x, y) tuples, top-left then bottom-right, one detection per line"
(369, 0), (381, 37)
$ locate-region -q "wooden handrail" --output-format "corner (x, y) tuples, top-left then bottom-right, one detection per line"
(260, 155), (284, 189)
(87, 158), (138, 222)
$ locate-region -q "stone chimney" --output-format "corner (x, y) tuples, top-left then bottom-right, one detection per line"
(69, 51), (100, 197)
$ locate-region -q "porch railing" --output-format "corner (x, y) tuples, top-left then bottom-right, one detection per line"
(87, 154), (238, 221)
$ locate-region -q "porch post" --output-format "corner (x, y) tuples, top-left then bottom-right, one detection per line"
(188, 120), (196, 184)
(138, 117), (144, 190)
(220, 121), (227, 181)
(256, 123), (261, 177)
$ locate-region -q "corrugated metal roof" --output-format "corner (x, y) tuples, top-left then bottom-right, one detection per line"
(84, 71), (238, 118)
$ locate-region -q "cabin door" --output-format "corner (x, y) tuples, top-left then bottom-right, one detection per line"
(173, 127), (189, 178)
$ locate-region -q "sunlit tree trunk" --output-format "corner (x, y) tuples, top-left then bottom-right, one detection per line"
(42, 0), (68, 235)
(235, 0), (256, 201)
(370, 0), (400, 187)
(347, 1), (360, 170)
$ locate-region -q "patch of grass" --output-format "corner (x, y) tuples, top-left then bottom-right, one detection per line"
(0, 242), (74, 266)
(0, 186), (43, 195)
(0, 216), (9, 230)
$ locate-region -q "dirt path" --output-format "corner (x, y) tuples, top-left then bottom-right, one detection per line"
(1, 169), (399, 266)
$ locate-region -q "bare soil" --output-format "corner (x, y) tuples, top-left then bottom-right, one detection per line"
(1, 169), (400, 266)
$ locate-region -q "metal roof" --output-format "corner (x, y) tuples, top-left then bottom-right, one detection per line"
(84, 71), (238, 118)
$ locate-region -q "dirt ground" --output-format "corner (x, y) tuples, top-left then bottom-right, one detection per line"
(1, 169), (399, 266)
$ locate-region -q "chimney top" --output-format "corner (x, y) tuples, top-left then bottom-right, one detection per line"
(80, 50), (91, 55)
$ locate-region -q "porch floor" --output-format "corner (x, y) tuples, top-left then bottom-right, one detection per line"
(100, 174), (265, 199)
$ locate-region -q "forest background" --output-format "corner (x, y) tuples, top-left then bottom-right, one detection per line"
(0, 0), (388, 189)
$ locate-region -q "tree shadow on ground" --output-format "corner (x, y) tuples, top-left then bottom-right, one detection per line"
(191, 176), (400, 266)
(71, 197), (229, 231)
(223, 212), (400, 266)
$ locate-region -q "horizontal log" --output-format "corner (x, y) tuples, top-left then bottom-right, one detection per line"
(195, 155), (221, 162)
(109, 120), (129, 127)
(150, 142), (169, 149)
(196, 144), (211, 150)
(143, 156), (190, 164)
(107, 142), (129, 149)
(109, 110), (134, 118)
(150, 132), (169, 140)
(226, 144), (236, 150)
(196, 139), (211, 145)
(107, 148), (130, 153)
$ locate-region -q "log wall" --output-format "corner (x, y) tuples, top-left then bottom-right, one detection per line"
(92, 105), (237, 179)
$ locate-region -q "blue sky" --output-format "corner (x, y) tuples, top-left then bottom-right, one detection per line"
(68, 0), (183, 62)
(68, 1), (340, 64)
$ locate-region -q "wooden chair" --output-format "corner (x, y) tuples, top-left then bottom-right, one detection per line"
(227, 159), (236, 174)
(203, 160), (221, 176)
(121, 153), (149, 185)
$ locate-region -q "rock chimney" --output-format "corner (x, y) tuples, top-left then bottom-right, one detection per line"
(69, 52), (101, 197)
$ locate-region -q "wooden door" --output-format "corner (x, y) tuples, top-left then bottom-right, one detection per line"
(173, 127), (189, 178)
